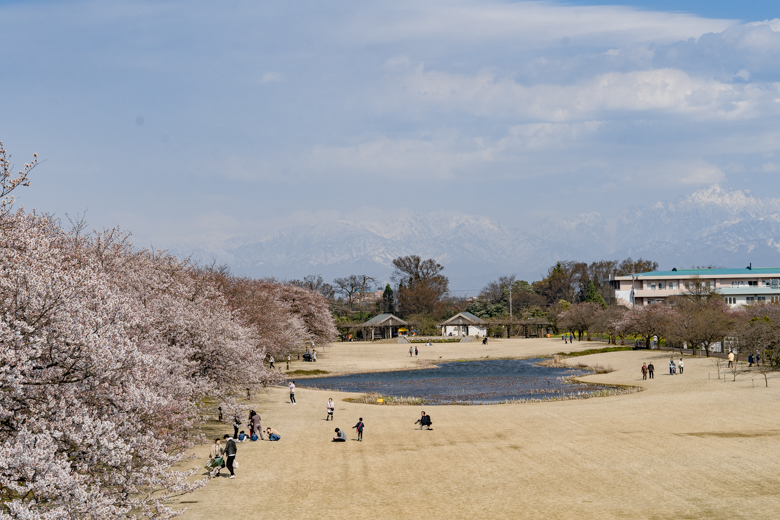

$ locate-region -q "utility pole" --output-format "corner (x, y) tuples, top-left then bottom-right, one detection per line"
(509, 285), (512, 318)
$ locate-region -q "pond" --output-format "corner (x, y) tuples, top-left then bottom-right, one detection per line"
(296, 358), (613, 404)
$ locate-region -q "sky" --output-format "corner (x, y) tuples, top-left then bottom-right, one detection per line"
(2, 0), (780, 254)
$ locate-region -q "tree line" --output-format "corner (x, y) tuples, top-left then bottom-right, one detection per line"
(0, 143), (336, 518)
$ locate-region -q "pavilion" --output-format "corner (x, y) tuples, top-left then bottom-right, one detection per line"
(360, 313), (409, 340)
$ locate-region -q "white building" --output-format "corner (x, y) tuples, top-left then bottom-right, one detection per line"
(610, 266), (780, 308)
(439, 312), (488, 337)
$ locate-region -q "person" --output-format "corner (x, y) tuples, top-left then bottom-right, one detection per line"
(728, 350), (735, 368)
(238, 430), (247, 442)
(333, 428), (346, 442)
(326, 398), (335, 421)
(352, 417), (364, 441)
(482, 336), (488, 345)
(312, 349), (317, 362)
(756, 352), (761, 365)
(289, 381), (296, 404)
(208, 438), (224, 478)
(218, 406), (223, 422)
(266, 427), (281, 441)
(409, 346), (413, 357)
(678, 358), (684, 374)
(269, 356), (275, 369)
(415, 411), (432, 430)
(648, 362), (654, 379)
(232, 414), (241, 439)
(748, 353), (754, 367)
(251, 412), (263, 440)
(414, 346), (418, 356)
(669, 358), (676, 375)
(223, 434), (237, 479)
(287, 353), (291, 370)
(250, 431), (258, 441)
(641, 363), (647, 380)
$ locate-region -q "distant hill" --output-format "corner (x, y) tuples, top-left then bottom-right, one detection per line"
(176, 185), (780, 291)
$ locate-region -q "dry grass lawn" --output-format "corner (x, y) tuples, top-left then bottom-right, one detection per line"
(172, 338), (780, 519)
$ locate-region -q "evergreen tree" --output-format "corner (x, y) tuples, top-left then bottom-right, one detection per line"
(382, 283), (395, 314)
(584, 280), (607, 308)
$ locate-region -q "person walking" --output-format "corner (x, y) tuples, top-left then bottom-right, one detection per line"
(678, 358), (684, 374)
(748, 353), (754, 367)
(333, 428), (347, 442)
(641, 363), (647, 380)
(414, 346), (418, 356)
(287, 354), (291, 370)
(288, 381), (296, 404)
(223, 434), (237, 479)
(269, 356), (275, 369)
(669, 357), (675, 375)
(352, 418), (364, 441)
(756, 352), (761, 365)
(409, 346), (413, 357)
(728, 350), (735, 368)
(312, 349), (317, 362)
(648, 362), (654, 379)
(218, 406), (223, 422)
(326, 398), (335, 421)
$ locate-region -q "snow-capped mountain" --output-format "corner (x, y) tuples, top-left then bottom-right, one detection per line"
(178, 185), (780, 290)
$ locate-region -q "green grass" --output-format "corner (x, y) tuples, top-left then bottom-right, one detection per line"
(285, 369), (329, 376)
(556, 346), (633, 357)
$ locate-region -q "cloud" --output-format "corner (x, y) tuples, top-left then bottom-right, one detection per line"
(388, 62), (780, 121)
(259, 72), (283, 84)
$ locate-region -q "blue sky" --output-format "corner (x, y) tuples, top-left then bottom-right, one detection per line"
(1, 0), (779, 256)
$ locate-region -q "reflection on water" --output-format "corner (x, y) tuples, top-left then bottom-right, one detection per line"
(296, 358), (610, 404)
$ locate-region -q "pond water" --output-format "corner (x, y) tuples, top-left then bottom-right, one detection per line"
(296, 358), (611, 404)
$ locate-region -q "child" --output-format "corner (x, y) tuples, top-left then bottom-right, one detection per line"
(679, 358), (684, 374)
(352, 417), (364, 441)
(326, 398), (335, 421)
(238, 430), (247, 442)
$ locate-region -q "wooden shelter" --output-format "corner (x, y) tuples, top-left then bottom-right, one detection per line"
(360, 313), (409, 340)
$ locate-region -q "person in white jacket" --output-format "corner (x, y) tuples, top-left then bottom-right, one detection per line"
(326, 398), (335, 420)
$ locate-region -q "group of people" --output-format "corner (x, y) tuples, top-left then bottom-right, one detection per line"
(332, 418), (365, 442)
(561, 333), (575, 344)
(748, 352), (762, 366)
(409, 346), (419, 357)
(640, 357), (684, 379)
(208, 409), (281, 479)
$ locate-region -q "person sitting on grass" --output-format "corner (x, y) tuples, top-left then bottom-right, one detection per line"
(415, 411), (432, 430)
(266, 427), (281, 441)
(333, 428), (347, 442)
(238, 430), (247, 442)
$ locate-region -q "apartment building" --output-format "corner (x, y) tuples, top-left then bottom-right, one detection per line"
(610, 267), (780, 308)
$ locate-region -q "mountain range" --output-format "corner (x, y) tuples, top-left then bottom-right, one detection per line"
(176, 185), (780, 292)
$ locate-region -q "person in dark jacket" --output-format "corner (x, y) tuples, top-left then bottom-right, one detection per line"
(352, 418), (364, 441)
(648, 362), (654, 379)
(222, 434), (237, 479)
(415, 411), (432, 430)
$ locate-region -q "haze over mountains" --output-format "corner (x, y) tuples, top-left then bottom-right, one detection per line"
(181, 185), (780, 291)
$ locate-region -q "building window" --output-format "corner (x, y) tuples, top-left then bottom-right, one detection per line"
(668, 281), (677, 289)
(747, 297), (755, 303)
(649, 283), (656, 290)
(748, 281), (758, 286)
(658, 282), (665, 290)
(725, 297), (736, 305)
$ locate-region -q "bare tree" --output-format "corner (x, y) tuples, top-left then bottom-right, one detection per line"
(333, 275), (364, 311)
(289, 274), (335, 299)
(558, 302), (604, 341)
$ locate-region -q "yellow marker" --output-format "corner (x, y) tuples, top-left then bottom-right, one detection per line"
(377, 398), (384, 403)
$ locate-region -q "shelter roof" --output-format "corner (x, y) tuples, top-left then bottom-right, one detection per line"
(361, 313), (408, 327)
(439, 312), (487, 326)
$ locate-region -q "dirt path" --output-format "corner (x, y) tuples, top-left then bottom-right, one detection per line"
(173, 338), (780, 519)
